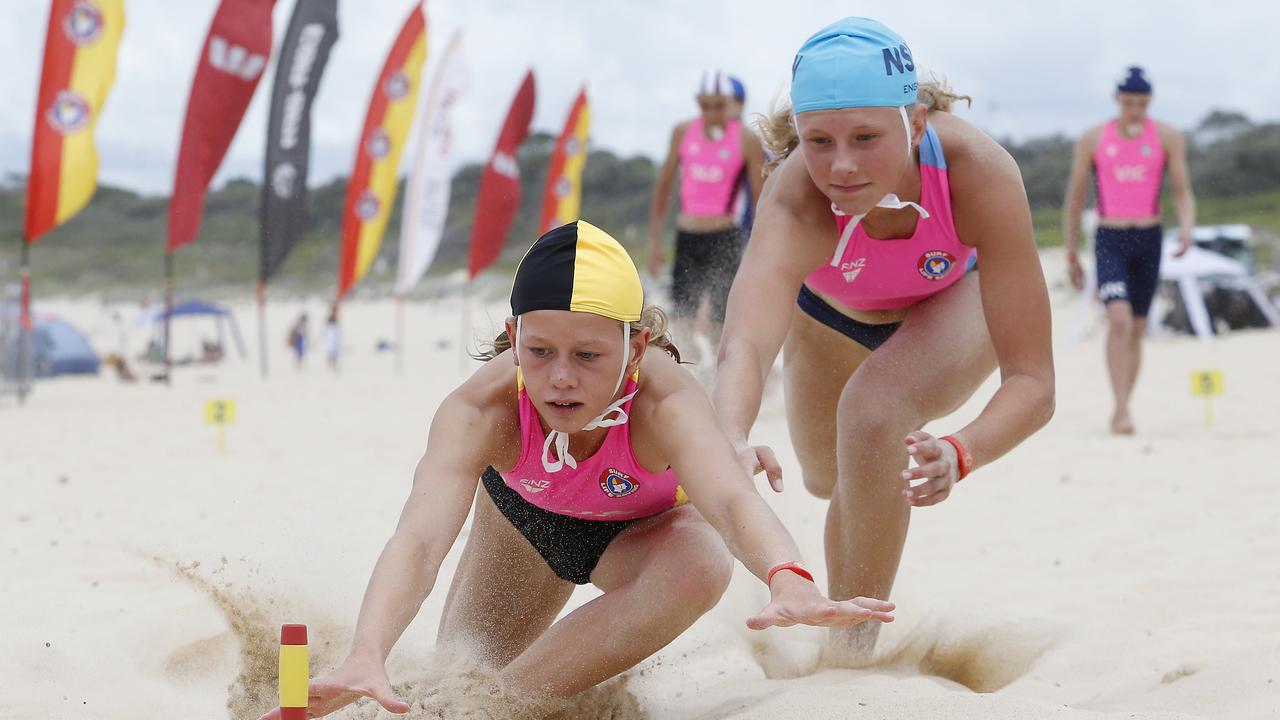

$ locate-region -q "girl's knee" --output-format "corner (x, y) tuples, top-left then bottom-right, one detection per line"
(664, 527), (732, 612)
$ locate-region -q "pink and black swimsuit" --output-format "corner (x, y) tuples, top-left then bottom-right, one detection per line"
(482, 370), (687, 584)
(797, 123), (976, 349)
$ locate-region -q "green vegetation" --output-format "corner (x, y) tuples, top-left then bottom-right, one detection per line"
(2, 111), (1276, 297)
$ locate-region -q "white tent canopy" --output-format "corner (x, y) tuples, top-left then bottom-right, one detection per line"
(1155, 237), (1280, 340)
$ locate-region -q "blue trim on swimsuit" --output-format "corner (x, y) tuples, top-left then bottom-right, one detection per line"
(797, 285), (900, 351)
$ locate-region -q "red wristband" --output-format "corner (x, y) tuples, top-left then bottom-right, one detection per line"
(767, 562), (814, 586)
(940, 435), (974, 481)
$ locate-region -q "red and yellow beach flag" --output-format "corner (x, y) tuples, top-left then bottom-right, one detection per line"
(24, 0), (125, 243)
(539, 87), (590, 234)
(337, 2), (427, 299)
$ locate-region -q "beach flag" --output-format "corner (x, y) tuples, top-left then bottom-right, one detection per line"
(24, 0), (125, 244)
(336, 2), (427, 299)
(18, 0), (125, 403)
(394, 29), (465, 296)
(260, 0), (339, 285)
(467, 69), (535, 278)
(538, 87), (590, 234)
(168, 0), (276, 252)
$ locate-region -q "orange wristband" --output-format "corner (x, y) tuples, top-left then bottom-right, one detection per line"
(767, 562), (814, 586)
(940, 435), (974, 480)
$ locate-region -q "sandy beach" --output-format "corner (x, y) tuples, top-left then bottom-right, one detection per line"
(3, 248), (1278, 719)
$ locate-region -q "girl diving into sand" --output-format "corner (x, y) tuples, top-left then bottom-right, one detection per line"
(262, 220), (894, 718)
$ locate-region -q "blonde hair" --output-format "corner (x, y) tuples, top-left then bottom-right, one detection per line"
(758, 78), (972, 175)
(472, 305), (683, 363)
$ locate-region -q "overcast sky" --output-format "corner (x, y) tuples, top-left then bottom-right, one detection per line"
(3, 0), (1277, 195)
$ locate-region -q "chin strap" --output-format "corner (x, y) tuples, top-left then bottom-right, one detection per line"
(828, 194), (931, 268)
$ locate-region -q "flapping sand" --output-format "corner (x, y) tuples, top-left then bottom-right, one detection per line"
(3, 249), (1278, 719)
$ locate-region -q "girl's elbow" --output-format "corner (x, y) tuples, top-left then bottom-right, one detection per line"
(1035, 375), (1056, 428)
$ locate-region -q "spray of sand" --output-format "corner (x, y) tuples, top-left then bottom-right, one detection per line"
(158, 556), (646, 719)
(746, 613), (1057, 693)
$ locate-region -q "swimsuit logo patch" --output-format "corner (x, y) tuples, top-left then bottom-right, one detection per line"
(917, 250), (956, 281)
(600, 468), (639, 498)
(519, 478), (552, 494)
(840, 257), (867, 283)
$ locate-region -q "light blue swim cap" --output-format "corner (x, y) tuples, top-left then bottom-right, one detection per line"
(790, 17), (918, 114)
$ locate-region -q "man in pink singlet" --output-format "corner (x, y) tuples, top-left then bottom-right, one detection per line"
(1063, 66), (1196, 434)
(648, 70), (765, 362)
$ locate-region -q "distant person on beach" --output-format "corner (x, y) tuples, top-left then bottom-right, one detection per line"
(260, 222), (893, 719)
(1063, 66), (1196, 434)
(287, 313), (308, 368)
(648, 70), (765, 365)
(323, 307), (340, 372)
(712, 18), (1056, 661)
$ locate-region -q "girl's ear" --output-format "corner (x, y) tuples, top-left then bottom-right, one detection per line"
(627, 326), (651, 376)
(910, 104), (928, 147)
(505, 316), (519, 366)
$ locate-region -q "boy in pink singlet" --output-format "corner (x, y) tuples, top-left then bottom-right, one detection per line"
(1063, 67), (1197, 434)
(264, 221), (894, 719)
(648, 70), (765, 364)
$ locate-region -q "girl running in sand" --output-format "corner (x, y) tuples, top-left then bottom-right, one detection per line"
(263, 220), (894, 718)
(712, 18), (1055, 660)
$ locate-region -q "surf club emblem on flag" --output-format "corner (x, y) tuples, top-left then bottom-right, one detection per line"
(46, 91), (90, 134)
(918, 250), (956, 281)
(64, 2), (104, 46)
(600, 468), (639, 498)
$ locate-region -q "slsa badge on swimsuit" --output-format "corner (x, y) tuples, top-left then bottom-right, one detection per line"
(599, 468), (640, 498)
(918, 250), (956, 281)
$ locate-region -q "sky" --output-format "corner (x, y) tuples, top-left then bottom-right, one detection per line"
(2, 0), (1278, 195)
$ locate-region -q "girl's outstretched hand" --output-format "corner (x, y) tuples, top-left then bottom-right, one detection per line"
(257, 653), (410, 720)
(746, 571), (895, 630)
(902, 431), (960, 507)
(734, 441), (784, 493)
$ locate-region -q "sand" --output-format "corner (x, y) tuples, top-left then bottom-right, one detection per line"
(3, 249), (1278, 719)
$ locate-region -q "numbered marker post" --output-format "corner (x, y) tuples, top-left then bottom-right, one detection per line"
(1190, 370), (1223, 426)
(203, 398), (237, 450)
(279, 624), (309, 720)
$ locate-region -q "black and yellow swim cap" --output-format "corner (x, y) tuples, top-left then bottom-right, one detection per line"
(510, 220), (643, 323)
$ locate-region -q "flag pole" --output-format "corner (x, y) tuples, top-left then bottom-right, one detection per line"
(257, 280), (269, 378)
(17, 240), (32, 405)
(459, 279), (471, 373)
(395, 294), (405, 376)
(163, 251), (174, 385)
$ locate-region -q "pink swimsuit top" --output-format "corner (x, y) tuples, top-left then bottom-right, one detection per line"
(1093, 118), (1165, 219)
(679, 117), (745, 217)
(500, 371), (687, 521)
(804, 124), (975, 312)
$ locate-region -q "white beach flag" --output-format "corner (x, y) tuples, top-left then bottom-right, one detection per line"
(395, 29), (466, 295)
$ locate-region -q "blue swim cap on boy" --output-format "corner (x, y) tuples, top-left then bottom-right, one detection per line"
(791, 17), (918, 113)
(1116, 66), (1152, 94)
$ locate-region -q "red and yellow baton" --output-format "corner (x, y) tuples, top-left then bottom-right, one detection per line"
(279, 624), (308, 720)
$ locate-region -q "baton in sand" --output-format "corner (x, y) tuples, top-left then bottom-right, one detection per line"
(279, 624), (308, 719)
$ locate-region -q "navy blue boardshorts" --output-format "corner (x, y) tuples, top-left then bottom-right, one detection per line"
(1095, 225), (1163, 317)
